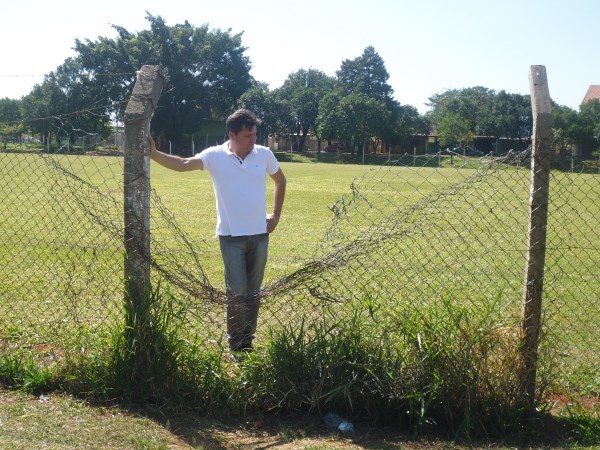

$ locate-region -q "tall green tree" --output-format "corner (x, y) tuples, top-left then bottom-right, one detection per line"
(0, 98), (24, 149)
(552, 104), (579, 157)
(428, 86), (496, 137)
(0, 98), (21, 123)
(387, 102), (431, 152)
(316, 91), (344, 148)
(73, 13), (252, 151)
(19, 60), (112, 149)
(337, 93), (391, 156)
(274, 68), (335, 152)
(576, 99), (600, 157)
(20, 82), (61, 145)
(336, 46), (393, 101)
(335, 46), (430, 154)
(238, 81), (292, 145)
(427, 86), (536, 153)
(491, 90), (532, 145)
(436, 111), (475, 150)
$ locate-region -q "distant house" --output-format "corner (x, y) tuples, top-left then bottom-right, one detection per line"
(582, 85), (600, 105)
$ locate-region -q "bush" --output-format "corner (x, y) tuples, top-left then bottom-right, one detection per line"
(233, 291), (528, 438)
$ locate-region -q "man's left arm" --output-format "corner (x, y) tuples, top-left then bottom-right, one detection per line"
(267, 168), (287, 233)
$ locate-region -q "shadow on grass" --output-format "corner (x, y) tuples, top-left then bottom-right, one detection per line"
(130, 404), (599, 450)
(1, 383), (596, 449)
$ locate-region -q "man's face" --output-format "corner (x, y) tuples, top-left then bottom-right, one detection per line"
(229, 126), (257, 154)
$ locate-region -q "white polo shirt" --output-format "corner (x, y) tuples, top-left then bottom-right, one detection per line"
(198, 141), (280, 237)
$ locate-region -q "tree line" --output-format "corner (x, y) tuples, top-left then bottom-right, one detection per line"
(1, 13), (599, 159)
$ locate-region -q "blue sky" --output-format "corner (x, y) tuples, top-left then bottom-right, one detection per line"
(1, 0), (597, 113)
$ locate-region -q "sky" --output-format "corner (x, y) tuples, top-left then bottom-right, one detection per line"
(1, 0), (598, 114)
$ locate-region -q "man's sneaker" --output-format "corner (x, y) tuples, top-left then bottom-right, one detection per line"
(228, 352), (244, 363)
(228, 347), (252, 363)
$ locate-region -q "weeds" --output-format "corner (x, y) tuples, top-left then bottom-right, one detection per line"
(1, 283), (596, 446)
(0, 352), (57, 394)
(235, 290), (538, 439)
(108, 282), (209, 405)
(561, 403), (600, 446)
(401, 292), (530, 437)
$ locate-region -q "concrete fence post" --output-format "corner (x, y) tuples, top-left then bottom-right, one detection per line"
(123, 65), (164, 309)
(519, 65), (553, 410)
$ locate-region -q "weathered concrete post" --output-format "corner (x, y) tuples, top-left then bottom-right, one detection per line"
(123, 65), (164, 308)
(519, 65), (553, 410)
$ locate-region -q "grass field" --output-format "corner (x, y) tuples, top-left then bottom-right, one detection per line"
(0, 150), (598, 446)
(1, 151), (598, 365)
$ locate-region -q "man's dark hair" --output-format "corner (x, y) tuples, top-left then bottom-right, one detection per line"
(226, 109), (261, 134)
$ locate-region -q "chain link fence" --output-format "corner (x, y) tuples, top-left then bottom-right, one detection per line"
(1, 110), (598, 409)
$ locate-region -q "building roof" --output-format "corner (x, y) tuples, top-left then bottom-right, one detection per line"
(582, 85), (600, 105)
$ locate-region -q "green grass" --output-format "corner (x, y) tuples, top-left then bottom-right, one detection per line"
(148, 154), (375, 282)
(0, 151), (598, 442)
(0, 388), (177, 449)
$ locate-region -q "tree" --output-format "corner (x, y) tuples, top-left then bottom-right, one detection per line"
(0, 98), (24, 149)
(386, 102), (431, 152)
(436, 111), (475, 150)
(0, 98), (21, 123)
(576, 99), (600, 158)
(274, 68), (335, 152)
(551, 100), (600, 159)
(20, 57), (113, 149)
(316, 91), (344, 148)
(551, 104), (579, 157)
(427, 87), (536, 153)
(328, 46), (405, 155)
(238, 81), (292, 146)
(317, 91), (391, 155)
(336, 46), (393, 101)
(337, 93), (391, 157)
(73, 13), (252, 151)
(20, 81), (60, 146)
(492, 90), (532, 144)
(428, 86), (496, 137)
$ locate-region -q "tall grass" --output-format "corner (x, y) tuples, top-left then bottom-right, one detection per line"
(0, 273), (597, 442)
(0, 281), (542, 438)
(232, 290), (530, 438)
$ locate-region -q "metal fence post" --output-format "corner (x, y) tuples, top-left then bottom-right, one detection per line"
(519, 65), (553, 410)
(123, 65), (164, 313)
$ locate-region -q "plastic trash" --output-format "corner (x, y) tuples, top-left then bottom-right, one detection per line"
(323, 412), (354, 433)
(337, 420), (354, 432)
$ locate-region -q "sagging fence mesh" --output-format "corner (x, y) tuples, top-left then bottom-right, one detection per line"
(0, 116), (598, 408)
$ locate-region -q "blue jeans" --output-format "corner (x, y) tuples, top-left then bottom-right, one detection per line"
(219, 233), (269, 351)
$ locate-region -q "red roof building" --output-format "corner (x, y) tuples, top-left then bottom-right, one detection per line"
(582, 85), (600, 105)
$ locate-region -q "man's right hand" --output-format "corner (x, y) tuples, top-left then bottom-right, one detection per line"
(148, 135), (158, 160)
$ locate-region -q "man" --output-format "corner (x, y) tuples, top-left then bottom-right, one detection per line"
(148, 109), (286, 361)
